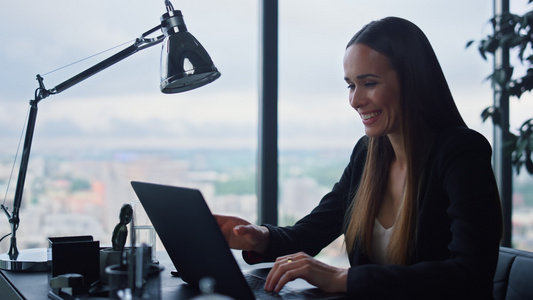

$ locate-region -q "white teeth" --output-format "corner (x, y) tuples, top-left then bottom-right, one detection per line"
(361, 111), (381, 120)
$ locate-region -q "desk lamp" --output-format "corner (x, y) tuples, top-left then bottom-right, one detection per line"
(0, 0), (220, 272)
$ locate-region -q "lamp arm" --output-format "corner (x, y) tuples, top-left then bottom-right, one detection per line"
(51, 23), (165, 95)
(3, 23), (164, 260)
(6, 94), (40, 260)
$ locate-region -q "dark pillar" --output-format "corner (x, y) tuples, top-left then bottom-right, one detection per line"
(257, 0), (278, 225)
(493, 0), (512, 247)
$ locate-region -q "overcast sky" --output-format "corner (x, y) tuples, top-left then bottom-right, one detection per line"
(0, 0), (532, 152)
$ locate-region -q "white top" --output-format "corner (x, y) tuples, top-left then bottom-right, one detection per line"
(372, 219), (393, 265)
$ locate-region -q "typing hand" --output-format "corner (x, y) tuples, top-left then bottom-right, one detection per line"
(265, 252), (348, 294)
(213, 214), (269, 253)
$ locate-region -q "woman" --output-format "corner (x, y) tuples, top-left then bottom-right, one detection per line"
(216, 17), (502, 299)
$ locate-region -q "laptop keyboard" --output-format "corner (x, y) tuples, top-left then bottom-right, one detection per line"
(244, 273), (344, 300)
(245, 273), (303, 299)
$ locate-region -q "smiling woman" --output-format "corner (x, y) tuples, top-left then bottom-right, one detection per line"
(213, 14), (505, 299)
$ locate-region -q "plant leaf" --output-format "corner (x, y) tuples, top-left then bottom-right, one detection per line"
(481, 106), (493, 123)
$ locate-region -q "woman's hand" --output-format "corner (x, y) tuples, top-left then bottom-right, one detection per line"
(265, 252), (348, 294)
(213, 214), (269, 253)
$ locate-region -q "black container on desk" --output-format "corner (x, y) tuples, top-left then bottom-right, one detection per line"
(48, 235), (100, 291)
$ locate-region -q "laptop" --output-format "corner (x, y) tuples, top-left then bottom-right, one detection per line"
(130, 181), (346, 300)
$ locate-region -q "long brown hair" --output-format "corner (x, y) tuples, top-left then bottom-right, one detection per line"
(344, 17), (466, 265)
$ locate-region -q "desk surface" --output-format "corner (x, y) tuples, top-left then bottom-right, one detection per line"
(0, 250), (259, 300)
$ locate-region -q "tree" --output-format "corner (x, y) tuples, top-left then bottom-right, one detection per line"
(467, 2), (533, 175)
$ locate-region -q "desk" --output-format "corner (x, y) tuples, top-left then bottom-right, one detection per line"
(0, 251), (256, 300)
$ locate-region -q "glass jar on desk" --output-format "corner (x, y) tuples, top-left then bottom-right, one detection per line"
(131, 201), (158, 264)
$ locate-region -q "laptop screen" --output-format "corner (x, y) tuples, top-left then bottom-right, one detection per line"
(131, 181), (255, 300)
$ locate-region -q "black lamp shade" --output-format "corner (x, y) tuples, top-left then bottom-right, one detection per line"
(160, 31), (221, 93)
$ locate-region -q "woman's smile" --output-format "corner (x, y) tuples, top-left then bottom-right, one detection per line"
(360, 110), (382, 124)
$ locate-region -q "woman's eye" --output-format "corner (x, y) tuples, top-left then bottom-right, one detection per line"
(364, 82), (377, 87)
(346, 84), (355, 90)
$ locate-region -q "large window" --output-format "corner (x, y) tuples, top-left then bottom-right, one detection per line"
(1, 0), (533, 259)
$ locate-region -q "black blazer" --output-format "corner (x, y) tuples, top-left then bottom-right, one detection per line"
(246, 127), (502, 299)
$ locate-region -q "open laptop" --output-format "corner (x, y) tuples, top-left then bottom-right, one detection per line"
(130, 181), (345, 300)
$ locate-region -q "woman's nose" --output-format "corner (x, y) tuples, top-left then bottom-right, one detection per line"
(349, 90), (360, 109)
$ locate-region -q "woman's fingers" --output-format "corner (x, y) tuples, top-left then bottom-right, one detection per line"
(234, 224), (270, 253)
(265, 252), (348, 293)
(213, 215), (269, 253)
(214, 215), (251, 249)
(265, 253), (307, 292)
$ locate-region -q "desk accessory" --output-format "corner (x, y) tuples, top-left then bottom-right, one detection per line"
(105, 210), (163, 300)
(100, 203), (135, 284)
(48, 235), (100, 292)
(106, 247), (162, 300)
(0, 0), (220, 272)
(49, 273), (85, 298)
(131, 200), (158, 264)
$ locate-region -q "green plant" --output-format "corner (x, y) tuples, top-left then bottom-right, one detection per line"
(467, 2), (533, 175)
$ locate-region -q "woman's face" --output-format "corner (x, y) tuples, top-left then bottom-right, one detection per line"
(343, 43), (402, 138)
